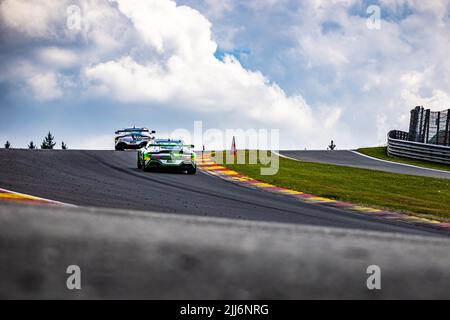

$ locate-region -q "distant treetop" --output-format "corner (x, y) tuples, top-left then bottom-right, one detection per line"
(41, 131), (56, 149)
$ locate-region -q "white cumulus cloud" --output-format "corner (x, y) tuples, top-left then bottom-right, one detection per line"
(81, 0), (340, 147)
(27, 72), (63, 101)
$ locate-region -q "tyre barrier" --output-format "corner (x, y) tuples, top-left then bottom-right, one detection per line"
(387, 130), (450, 165)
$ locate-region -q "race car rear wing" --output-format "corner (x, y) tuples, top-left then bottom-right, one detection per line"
(115, 128), (155, 134)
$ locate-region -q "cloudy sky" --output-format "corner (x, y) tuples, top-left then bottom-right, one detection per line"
(1, 0), (450, 150)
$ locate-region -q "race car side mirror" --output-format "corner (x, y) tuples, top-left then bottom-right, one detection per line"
(190, 144), (194, 148)
(151, 130), (156, 134)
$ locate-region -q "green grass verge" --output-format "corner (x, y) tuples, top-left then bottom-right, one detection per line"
(357, 146), (450, 172)
(220, 151), (450, 221)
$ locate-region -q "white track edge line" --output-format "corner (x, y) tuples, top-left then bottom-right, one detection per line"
(271, 151), (302, 162)
(350, 151), (450, 174)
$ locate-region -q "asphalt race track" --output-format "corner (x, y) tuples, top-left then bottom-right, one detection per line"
(0, 149), (446, 237)
(1, 149), (450, 299)
(279, 150), (450, 179)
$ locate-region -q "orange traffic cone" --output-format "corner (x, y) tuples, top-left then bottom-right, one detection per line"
(231, 136), (237, 157)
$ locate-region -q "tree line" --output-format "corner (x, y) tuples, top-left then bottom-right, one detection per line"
(3, 131), (68, 150)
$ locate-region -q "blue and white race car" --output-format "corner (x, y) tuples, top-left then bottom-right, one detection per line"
(114, 127), (155, 151)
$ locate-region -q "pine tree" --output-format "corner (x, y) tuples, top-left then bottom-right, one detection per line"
(41, 131), (56, 149)
(4, 141), (11, 149)
(61, 141), (68, 150)
(28, 141), (36, 149)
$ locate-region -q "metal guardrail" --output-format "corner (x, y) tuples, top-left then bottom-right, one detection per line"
(387, 130), (450, 165)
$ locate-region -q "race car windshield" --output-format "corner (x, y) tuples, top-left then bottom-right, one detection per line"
(116, 132), (150, 138)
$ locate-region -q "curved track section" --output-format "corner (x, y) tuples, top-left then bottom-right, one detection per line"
(0, 149), (446, 237)
(279, 150), (450, 179)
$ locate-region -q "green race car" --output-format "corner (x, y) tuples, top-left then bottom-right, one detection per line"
(137, 139), (197, 174)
